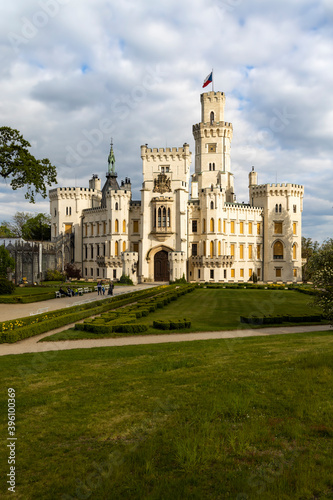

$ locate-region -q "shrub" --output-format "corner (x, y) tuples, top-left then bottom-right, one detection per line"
(64, 263), (82, 280)
(119, 274), (133, 285)
(0, 278), (15, 295)
(44, 269), (65, 281)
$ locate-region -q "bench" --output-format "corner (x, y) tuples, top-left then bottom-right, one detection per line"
(55, 291), (62, 298)
(77, 288), (83, 296)
(83, 287), (90, 293)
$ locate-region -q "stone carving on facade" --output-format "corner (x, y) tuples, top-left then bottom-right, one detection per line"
(153, 174), (171, 194)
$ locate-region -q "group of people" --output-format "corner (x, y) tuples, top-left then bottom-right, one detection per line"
(58, 281), (114, 298)
(58, 286), (77, 297)
(97, 281), (114, 296)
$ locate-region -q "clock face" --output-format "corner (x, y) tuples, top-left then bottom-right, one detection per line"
(208, 143), (216, 153)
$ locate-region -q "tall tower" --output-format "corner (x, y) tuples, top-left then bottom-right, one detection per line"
(192, 91), (234, 201)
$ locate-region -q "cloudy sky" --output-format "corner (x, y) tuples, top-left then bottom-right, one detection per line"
(1, 0), (332, 242)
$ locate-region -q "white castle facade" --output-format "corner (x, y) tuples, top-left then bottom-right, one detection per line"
(49, 91), (304, 284)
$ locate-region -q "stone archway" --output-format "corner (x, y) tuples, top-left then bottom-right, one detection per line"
(154, 250), (169, 281)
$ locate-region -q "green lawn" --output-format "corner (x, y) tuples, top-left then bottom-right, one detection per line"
(43, 288), (325, 341)
(0, 331), (332, 499)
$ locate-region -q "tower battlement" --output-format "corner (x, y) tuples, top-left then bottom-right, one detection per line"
(141, 144), (190, 159)
(250, 183), (304, 197)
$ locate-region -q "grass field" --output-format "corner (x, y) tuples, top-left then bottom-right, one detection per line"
(0, 332), (332, 499)
(43, 288), (326, 342)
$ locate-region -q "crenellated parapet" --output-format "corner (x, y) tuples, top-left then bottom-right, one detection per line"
(250, 183), (304, 198)
(192, 122), (233, 141)
(49, 187), (102, 201)
(141, 143), (191, 161)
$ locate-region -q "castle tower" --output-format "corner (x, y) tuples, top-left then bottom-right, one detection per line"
(192, 91), (234, 202)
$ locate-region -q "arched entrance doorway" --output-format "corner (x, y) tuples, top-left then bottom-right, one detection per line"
(154, 250), (169, 281)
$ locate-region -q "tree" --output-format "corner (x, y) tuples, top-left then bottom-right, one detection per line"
(0, 245), (15, 278)
(309, 238), (333, 325)
(22, 213), (51, 241)
(0, 224), (15, 238)
(301, 237), (319, 281)
(2, 212), (32, 238)
(0, 127), (57, 203)
(64, 263), (81, 280)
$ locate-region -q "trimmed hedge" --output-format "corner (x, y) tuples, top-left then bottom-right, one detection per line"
(153, 319), (191, 330)
(0, 285), (169, 343)
(240, 314), (323, 325)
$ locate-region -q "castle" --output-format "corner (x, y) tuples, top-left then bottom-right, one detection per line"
(49, 91), (304, 284)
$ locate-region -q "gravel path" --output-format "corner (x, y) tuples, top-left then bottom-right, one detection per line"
(0, 324), (329, 357)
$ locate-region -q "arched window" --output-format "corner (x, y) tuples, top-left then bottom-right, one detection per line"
(210, 241), (214, 257)
(279, 204), (282, 213)
(292, 243), (297, 260)
(218, 218), (221, 232)
(210, 111), (214, 124)
(275, 204), (278, 213)
(123, 241), (126, 252)
(123, 219), (126, 233)
(210, 201), (214, 209)
(203, 241), (206, 256)
(209, 163), (211, 171)
(273, 241), (284, 260)
(213, 163), (215, 171)
(162, 207), (166, 227)
(115, 241), (119, 256)
(154, 208), (156, 228)
(167, 208), (170, 227)
(158, 208), (161, 227)
(115, 202), (118, 210)
(218, 241), (221, 256)
(210, 218), (214, 232)
(115, 219), (119, 232)
(203, 218), (206, 233)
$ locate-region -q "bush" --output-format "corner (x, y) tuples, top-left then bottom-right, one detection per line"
(119, 274), (133, 285)
(0, 278), (15, 295)
(64, 263), (81, 280)
(44, 269), (65, 281)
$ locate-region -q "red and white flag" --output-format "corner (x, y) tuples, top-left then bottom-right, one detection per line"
(202, 71), (213, 88)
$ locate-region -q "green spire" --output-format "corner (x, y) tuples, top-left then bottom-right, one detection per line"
(108, 138), (116, 174)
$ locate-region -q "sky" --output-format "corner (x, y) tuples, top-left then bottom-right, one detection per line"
(0, 0), (332, 243)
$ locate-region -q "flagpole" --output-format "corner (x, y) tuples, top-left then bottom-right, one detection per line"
(212, 68), (214, 92)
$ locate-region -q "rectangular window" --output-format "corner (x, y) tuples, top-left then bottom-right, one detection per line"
(239, 244), (244, 259)
(133, 243), (139, 253)
(198, 269), (201, 279)
(293, 268), (297, 277)
(257, 244), (261, 259)
(293, 223), (297, 235)
(239, 222), (244, 234)
(275, 268), (282, 278)
(274, 222), (283, 234)
(249, 268), (252, 278)
(231, 269), (235, 278)
(97, 245), (100, 256)
(66, 207), (68, 216)
(240, 268), (244, 278)
(230, 221), (235, 234)
(113, 269), (117, 279)
(69, 207), (72, 216)
(54, 208), (57, 216)
(210, 270), (214, 279)
(97, 268), (99, 277)
(248, 244), (253, 260)
(85, 246), (88, 259)
(90, 268), (93, 277)
(223, 220), (226, 233)
(97, 223), (100, 236)
(192, 243), (198, 256)
(257, 223), (261, 235)
(257, 268), (261, 279)
(64, 224), (72, 234)
(191, 220), (197, 233)
(293, 205), (297, 213)
(85, 268), (87, 276)
(85, 224), (88, 237)
(91, 223), (94, 236)
(224, 270), (227, 279)
(230, 244), (235, 257)
(248, 222), (253, 234)
(133, 220), (139, 233)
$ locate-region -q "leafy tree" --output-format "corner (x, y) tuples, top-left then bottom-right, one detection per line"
(309, 238), (333, 324)
(22, 213), (51, 241)
(0, 224), (15, 238)
(302, 237), (319, 281)
(64, 263), (81, 280)
(1, 212), (32, 238)
(0, 245), (15, 278)
(44, 269), (65, 281)
(0, 126), (57, 202)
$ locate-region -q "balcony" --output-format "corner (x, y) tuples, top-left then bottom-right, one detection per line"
(190, 255), (234, 268)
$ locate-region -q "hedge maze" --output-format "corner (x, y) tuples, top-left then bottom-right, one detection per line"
(74, 285), (195, 335)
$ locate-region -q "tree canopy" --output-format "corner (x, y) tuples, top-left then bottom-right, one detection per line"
(308, 238), (333, 325)
(0, 126), (57, 203)
(0, 245), (15, 278)
(0, 212), (51, 241)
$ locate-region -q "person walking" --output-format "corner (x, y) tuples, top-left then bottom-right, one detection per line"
(97, 281), (102, 295)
